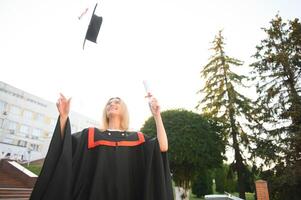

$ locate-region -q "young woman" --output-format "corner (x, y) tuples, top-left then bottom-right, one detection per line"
(30, 94), (173, 200)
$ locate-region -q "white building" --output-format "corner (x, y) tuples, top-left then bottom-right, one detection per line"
(0, 81), (98, 162)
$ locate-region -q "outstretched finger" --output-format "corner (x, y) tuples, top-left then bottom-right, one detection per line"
(59, 93), (67, 99)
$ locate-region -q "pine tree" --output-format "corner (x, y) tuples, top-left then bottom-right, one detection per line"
(197, 30), (254, 199)
(250, 15), (301, 200)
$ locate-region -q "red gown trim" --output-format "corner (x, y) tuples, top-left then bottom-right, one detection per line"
(88, 127), (145, 149)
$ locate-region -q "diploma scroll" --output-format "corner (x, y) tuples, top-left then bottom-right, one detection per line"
(143, 80), (153, 111)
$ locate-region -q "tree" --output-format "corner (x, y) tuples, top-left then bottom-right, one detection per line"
(192, 170), (213, 198)
(141, 109), (224, 199)
(214, 163), (256, 195)
(214, 164), (237, 193)
(250, 15), (301, 200)
(214, 165), (227, 193)
(197, 30), (255, 199)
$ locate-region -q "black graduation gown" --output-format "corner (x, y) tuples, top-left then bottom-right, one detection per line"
(30, 117), (174, 200)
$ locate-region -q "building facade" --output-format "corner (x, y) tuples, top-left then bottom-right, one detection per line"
(0, 81), (98, 162)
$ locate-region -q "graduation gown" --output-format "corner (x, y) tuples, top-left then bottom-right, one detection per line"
(30, 117), (174, 200)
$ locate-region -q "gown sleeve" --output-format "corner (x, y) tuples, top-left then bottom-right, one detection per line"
(29, 116), (72, 200)
(143, 137), (174, 200)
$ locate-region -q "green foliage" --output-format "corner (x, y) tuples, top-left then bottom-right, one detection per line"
(214, 165), (226, 193)
(244, 167), (256, 193)
(250, 14), (301, 200)
(214, 164), (237, 193)
(214, 163), (256, 194)
(260, 167), (300, 200)
(141, 109), (225, 191)
(24, 164), (42, 175)
(197, 30), (255, 199)
(192, 170), (213, 198)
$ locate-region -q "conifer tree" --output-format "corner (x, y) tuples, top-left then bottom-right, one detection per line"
(251, 15), (301, 200)
(197, 30), (254, 199)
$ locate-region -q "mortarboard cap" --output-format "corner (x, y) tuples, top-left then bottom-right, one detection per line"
(83, 3), (103, 49)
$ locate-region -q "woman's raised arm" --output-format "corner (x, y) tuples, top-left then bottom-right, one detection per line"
(56, 93), (71, 138)
(149, 97), (168, 152)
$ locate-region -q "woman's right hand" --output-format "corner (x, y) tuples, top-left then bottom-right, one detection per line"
(56, 93), (71, 119)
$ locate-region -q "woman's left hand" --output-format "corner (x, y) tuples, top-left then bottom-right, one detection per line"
(150, 97), (161, 117)
(149, 97), (168, 152)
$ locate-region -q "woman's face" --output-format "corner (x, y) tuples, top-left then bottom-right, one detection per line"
(106, 97), (122, 118)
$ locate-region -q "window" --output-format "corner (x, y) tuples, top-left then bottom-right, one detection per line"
(0, 100), (5, 113)
(23, 110), (33, 120)
(32, 128), (42, 139)
(8, 121), (18, 131)
(2, 119), (9, 129)
(35, 113), (44, 122)
(17, 140), (27, 147)
(30, 143), (40, 151)
(20, 125), (30, 134)
(9, 105), (21, 115)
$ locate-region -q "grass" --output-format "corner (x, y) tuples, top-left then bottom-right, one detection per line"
(190, 192), (204, 200)
(23, 164), (42, 176)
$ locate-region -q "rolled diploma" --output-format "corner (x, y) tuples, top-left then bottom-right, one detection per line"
(143, 80), (152, 110)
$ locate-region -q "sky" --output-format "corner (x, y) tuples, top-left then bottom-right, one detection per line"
(1, 0), (301, 130)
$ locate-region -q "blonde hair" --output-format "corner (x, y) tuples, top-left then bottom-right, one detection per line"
(101, 97), (129, 131)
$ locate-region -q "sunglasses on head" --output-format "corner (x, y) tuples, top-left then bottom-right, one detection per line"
(107, 97), (121, 105)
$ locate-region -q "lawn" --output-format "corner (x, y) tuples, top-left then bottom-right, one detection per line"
(24, 164), (42, 176)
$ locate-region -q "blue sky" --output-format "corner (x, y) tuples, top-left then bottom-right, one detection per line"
(1, 0), (300, 130)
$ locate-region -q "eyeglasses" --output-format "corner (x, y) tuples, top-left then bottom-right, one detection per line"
(107, 97), (121, 105)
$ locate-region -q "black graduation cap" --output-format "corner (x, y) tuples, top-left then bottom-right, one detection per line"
(83, 3), (103, 49)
